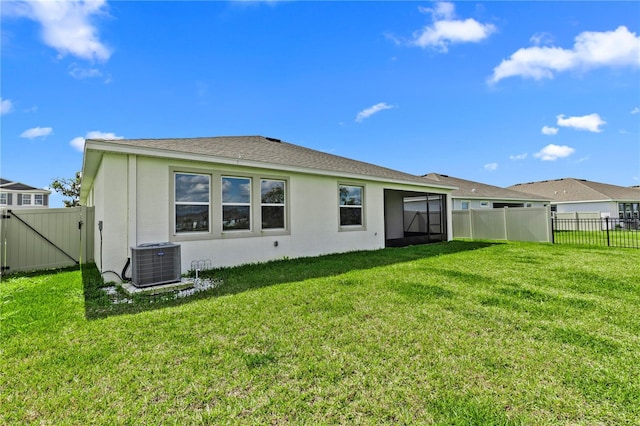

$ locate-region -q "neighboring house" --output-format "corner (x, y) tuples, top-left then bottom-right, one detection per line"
(421, 173), (550, 210)
(509, 178), (640, 219)
(0, 178), (51, 209)
(80, 136), (456, 277)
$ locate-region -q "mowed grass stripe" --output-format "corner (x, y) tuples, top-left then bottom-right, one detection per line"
(1, 241), (638, 424)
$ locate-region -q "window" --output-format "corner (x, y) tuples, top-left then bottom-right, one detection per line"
(619, 203), (635, 219)
(461, 201), (470, 210)
(175, 173), (210, 233)
(480, 201), (489, 208)
(339, 185), (363, 227)
(525, 203), (533, 208)
(261, 179), (285, 229)
(21, 194), (31, 205)
(34, 194), (44, 205)
(0, 193), (7, 205)
(222, 177), (251, 231)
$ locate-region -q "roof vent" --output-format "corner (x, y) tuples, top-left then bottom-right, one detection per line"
(265, 137), (282, 143)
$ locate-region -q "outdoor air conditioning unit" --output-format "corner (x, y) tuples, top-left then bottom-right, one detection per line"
(130, 242), (181, 287)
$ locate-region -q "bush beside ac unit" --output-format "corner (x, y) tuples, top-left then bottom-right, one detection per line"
(131, 242), (181, 287)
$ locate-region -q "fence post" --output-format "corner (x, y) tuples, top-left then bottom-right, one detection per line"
(606, 217), (610, 247)
(551, 216), (555, 244)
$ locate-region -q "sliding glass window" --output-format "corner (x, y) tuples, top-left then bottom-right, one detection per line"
(175, 173), (210, 233)
(222, 177), (251, 231)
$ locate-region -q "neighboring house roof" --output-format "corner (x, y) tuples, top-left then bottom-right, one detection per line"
(0, 178), (51, 193)
(508, 178), (640, 203)
(422, 173), (549, 201)
(82, 136), (457, 199)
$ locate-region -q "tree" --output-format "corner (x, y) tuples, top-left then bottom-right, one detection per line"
(51, 171), (81, 207)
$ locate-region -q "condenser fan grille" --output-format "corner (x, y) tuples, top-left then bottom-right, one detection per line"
(131, 243), (181, 287)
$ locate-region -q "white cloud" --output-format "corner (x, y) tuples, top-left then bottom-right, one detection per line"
(541, 126), (559, 135)
(20, 126), (53, 139)
(69, 65), (103, 79)
(70, 130), (124, 151)
(355, 102), (395, 123)
(509, 153), (528, 161)
(529, 32), (554, 46)
(631, 107), (640, 115)
(8, 0), (112, 62)
(1, 98), (14, 115)
(410, 2), (496, 52)
(419, 2), (456, 20)
(490, 26), (640, 83)
(556, 113), (606, 133)
(484, 162), (498, 171)
(534, 144), (575, 161)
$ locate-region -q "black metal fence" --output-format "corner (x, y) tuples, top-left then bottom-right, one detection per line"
(552, 217), (640, 249)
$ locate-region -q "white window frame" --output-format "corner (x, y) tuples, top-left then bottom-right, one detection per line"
(260, 179), (286, 230)
(338, 184), (365, 229)
(461, 201), (470, 210)
(34, 194), (44, 206)
(222, 176), (252, 232)
(480, 201), (489, 208)
(174, 172), (211, 234)
(21, 194), (32, 205)
(0, 193), (7, 205)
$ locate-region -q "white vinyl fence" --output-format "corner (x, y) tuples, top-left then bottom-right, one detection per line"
(452, 207), (552, 243)
(0, 206), (94, 274)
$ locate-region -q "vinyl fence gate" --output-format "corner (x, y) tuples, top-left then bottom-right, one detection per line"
(0, 206), (94, 275)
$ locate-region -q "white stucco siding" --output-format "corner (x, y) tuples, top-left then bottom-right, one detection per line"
(89, 154), (451, 277)
(91, 153), (130, 273)
(452, 199), (547, 209)
(384, 190), (404, 240)
(554, 201), (616, 216)
(98, 157), (389, 272)
(135, 157), (171, 244)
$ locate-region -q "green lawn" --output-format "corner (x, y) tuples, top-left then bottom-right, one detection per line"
(553, 229), (639, 249)
(2, 241), (639, 424)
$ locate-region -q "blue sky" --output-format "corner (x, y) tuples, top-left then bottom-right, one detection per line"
(1, 0), (639, 207)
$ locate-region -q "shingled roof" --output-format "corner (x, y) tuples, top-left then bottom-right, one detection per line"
(423, 173), (549, 201)
(508, 178), (640, 202)
(0, 178), (50, 193)
(84, 136), (456, 188)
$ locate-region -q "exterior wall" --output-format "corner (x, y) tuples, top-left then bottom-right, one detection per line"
(0, 191), (50, 209)
(384, 190), (404, 239)
(554, 201), (616, 217)
(89, 154), (449, 278)
(90, 153), (130, 274)
(452, 198), (546, 210)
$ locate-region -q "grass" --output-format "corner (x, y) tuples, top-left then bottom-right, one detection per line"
(1, 241), (639, 424)
(554, 229), (640, 248)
